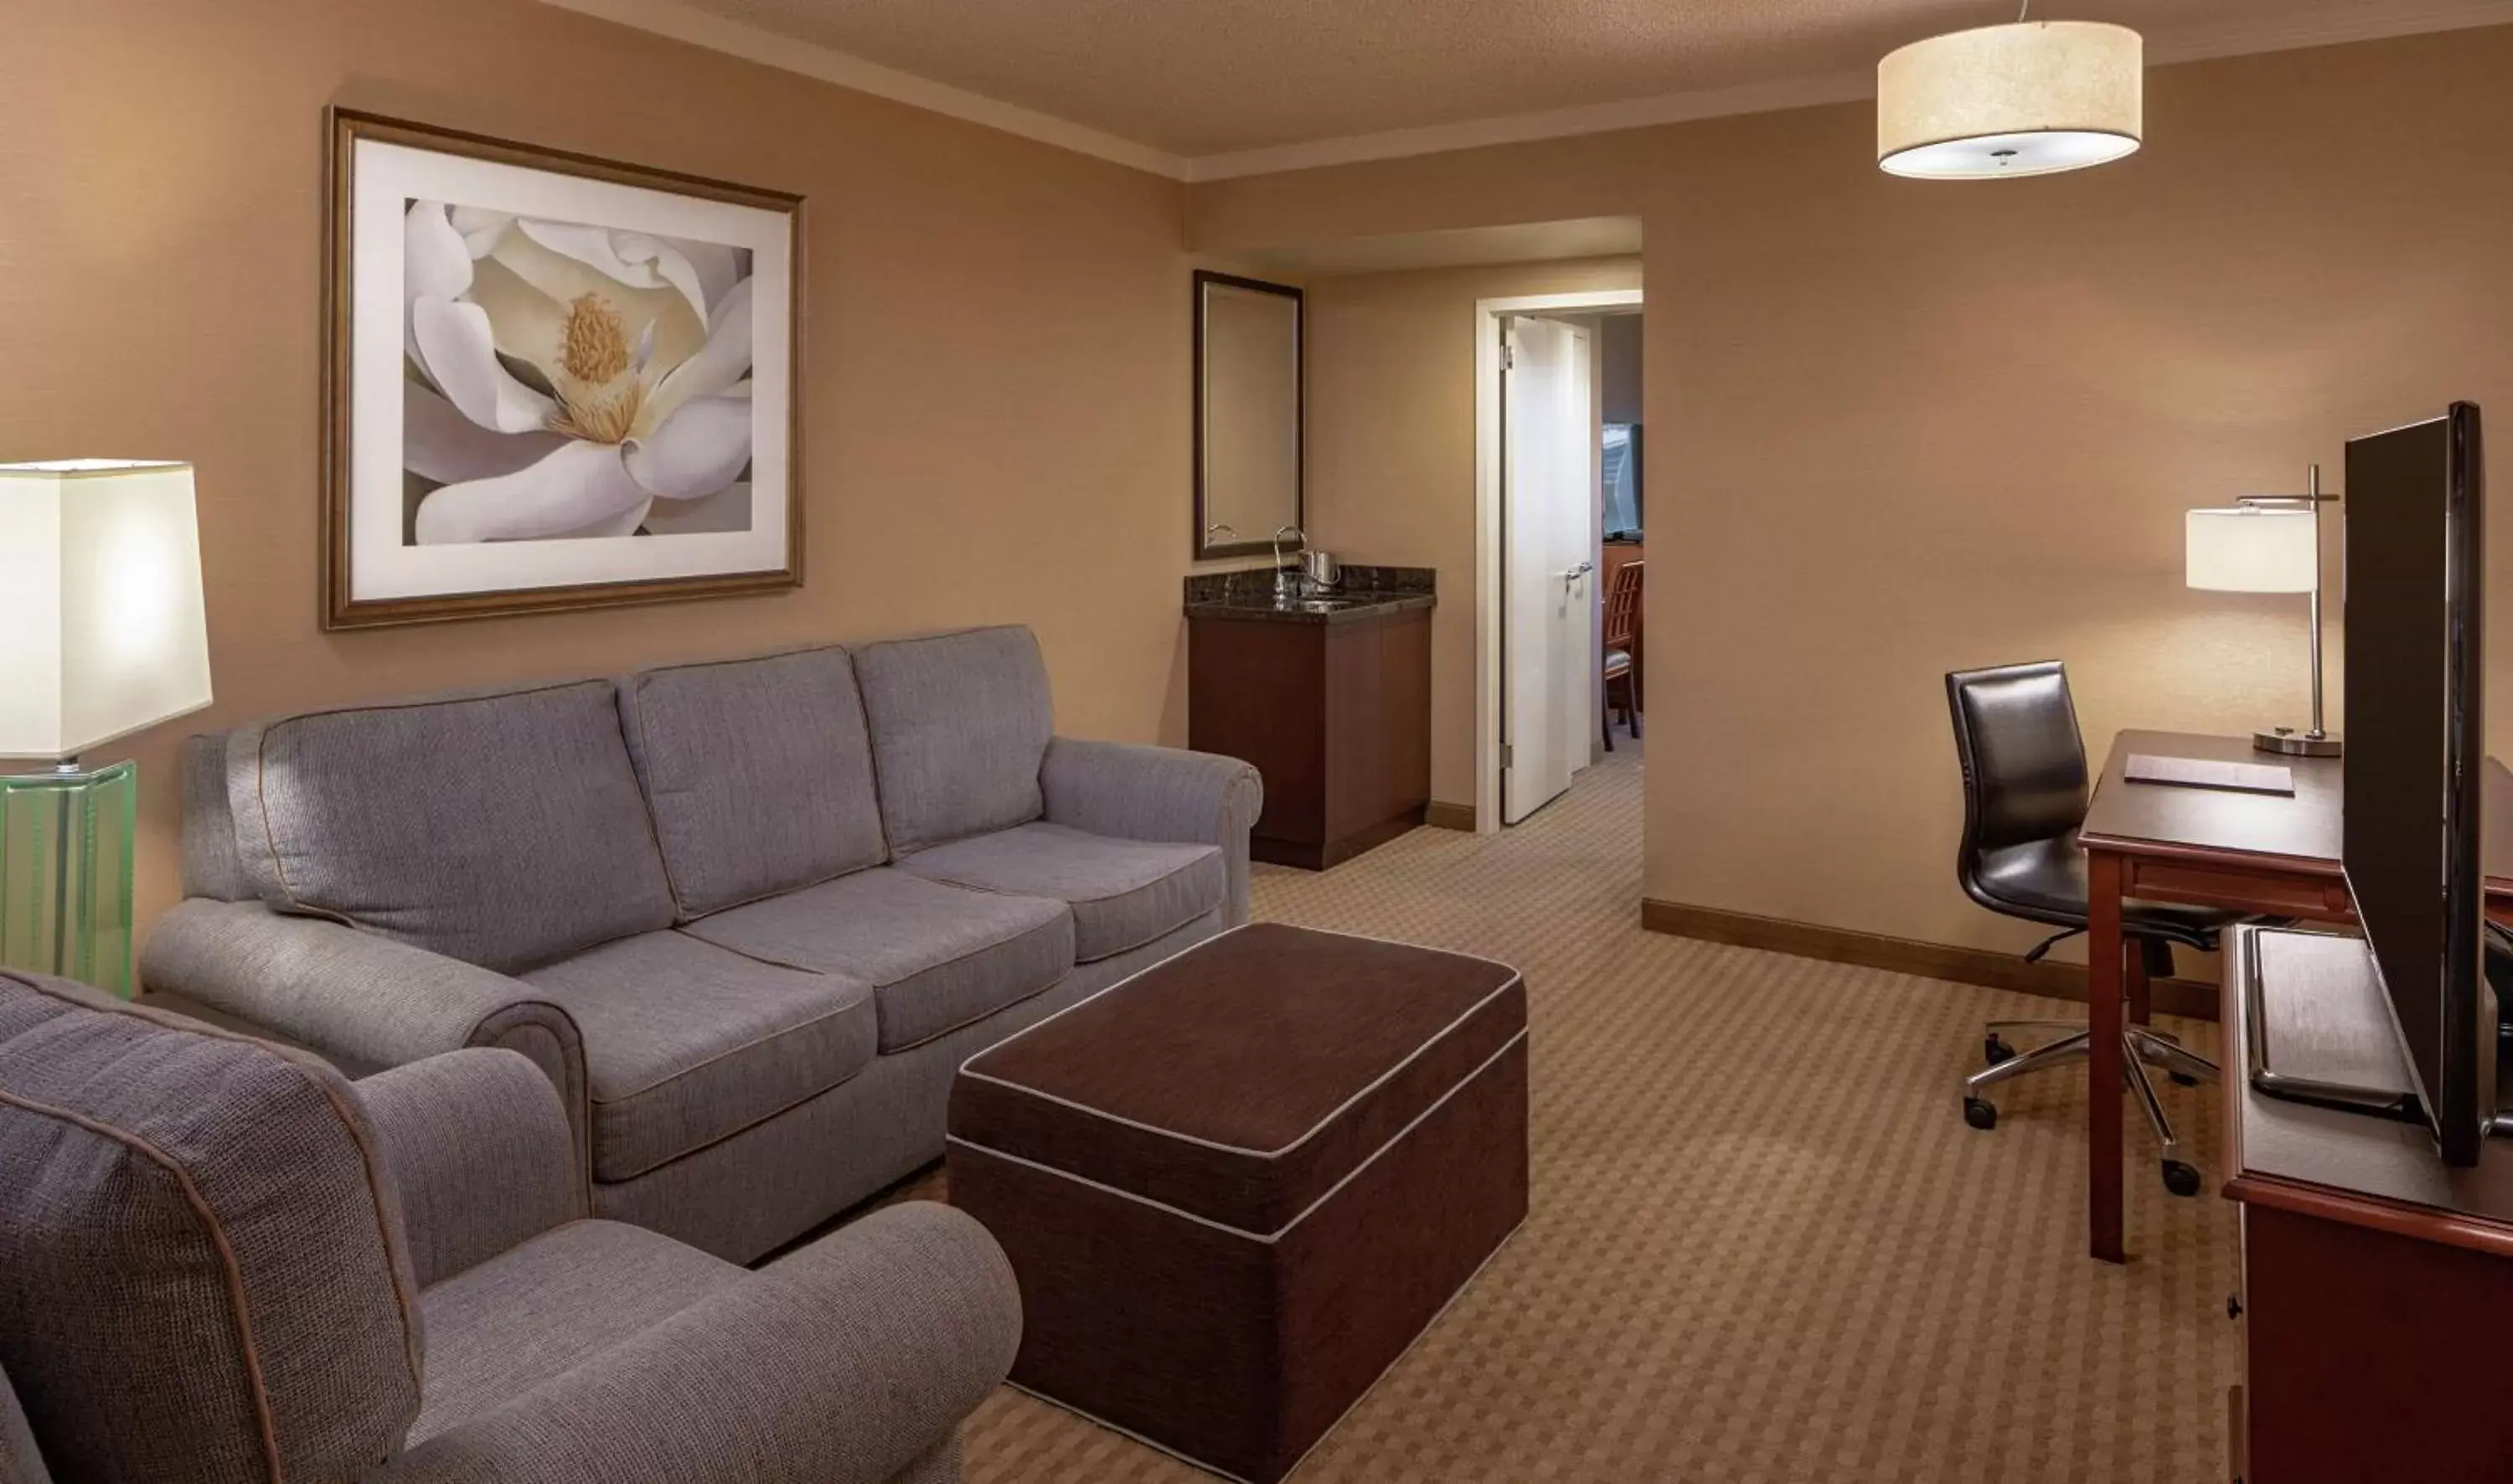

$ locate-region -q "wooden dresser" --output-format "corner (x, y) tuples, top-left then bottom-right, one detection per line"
(2221, 925), (2513, 1482)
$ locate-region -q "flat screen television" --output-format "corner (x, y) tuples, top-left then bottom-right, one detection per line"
(2341, 401), (2492, 1166)
(1602, 423), (1643, 540)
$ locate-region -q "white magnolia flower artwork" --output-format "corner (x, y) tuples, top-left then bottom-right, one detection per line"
(400, 199), (757, 544)
(328, 112), (797, 629)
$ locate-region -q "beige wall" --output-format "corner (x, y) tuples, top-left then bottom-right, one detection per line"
(1303, 258), (1642, 807)
(4, 0), (1193, 946)
(1196, 28), (2513, 961)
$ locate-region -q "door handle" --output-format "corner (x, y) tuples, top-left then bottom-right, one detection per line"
(1563, 561), (1593, 590)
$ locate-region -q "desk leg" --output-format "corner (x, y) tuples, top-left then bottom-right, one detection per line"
(2088, 848), (2126, 1264)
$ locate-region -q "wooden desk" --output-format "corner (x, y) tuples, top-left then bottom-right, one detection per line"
(2075, 730), (2513, 1263)
(2221, 925), (2513, 1482)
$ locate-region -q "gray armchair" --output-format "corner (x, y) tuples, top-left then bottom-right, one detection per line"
(0, 970), (1017, 1484)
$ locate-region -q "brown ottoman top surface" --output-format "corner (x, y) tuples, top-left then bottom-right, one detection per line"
(951, 922), (1525, 1235)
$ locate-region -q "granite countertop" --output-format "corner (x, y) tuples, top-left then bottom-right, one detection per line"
(1184, 565), (1437, 625)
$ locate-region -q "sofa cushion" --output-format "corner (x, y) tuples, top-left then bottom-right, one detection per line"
(0, 971), (425, 1484)
(684, 869), (1074, 1052)
(617, 647), (890, 919)
(180, 732), (250, 902)
(228, 680), (678, 974)
(898, 823), (1225, 963)
(852, 626), (1053, 854)
(523, 933), (878, 1183)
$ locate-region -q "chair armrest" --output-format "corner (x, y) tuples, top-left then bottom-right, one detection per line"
(1, 1357), (53, 1484)
(376, 1203), (1020, 1484)
(138, 899), (588, 1175)
(1042, 736), (1263, 925)
(359, 1050), (587, 1288)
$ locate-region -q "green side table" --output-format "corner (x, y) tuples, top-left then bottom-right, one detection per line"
(0, 761), (137, 997)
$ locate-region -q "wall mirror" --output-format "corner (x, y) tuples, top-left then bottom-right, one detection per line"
(1194, 271), (1303, 559)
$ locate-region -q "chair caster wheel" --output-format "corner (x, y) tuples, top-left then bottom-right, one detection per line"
(2162, 1160), (2202, 1198)
(2169, 1071), (2201, 1088)
(1964, 1097), (1999, 1131)
(1984, 1036), (2017, 1066)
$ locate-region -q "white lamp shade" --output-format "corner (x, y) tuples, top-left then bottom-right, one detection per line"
(1878, 21), (2143, 179)
(2186, 507), (2317, 594)
(0, 461), (213, 760)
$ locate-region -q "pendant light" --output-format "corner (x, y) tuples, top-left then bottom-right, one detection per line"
(1876, 2), (2142, 179)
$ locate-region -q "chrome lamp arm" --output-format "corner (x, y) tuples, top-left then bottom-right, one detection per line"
(2236, 464), (2342, 755)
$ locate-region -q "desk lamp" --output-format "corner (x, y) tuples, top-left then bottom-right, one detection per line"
(2185, 464), (2340, 757)
(0, 461), (212, 995)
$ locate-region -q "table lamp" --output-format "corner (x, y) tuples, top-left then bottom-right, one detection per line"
(2185, 464), (2340, 757)
(0, 461), (212, 995)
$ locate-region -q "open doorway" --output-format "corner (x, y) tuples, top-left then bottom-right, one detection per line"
(1473, 288), (1644, 829)
(1597, 312), (1644, 760)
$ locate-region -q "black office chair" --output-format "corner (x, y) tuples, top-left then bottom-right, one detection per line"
(1946, 661), (2228, 1198)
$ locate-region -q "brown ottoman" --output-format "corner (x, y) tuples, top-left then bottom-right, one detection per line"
(947, 922), (1529, 1483)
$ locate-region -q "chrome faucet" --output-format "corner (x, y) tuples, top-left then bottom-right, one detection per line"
(1272, 524), (1308, 598)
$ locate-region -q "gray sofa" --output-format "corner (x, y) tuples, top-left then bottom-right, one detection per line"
(0, 969), (1017, 1484)
(141, 626), (1262, 1263)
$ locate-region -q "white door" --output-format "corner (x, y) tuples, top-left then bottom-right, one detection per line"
(1501, 315), (1596, 825)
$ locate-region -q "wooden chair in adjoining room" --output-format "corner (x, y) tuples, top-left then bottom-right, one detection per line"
(1602, 559), (1644, 750)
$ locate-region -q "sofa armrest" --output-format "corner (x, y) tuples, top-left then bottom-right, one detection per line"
(377, 1203), (1019, 1484)
(139, 899), (588, 1176)
(359, 1049), (587, 1288)
(1042, 736), (1263, 925)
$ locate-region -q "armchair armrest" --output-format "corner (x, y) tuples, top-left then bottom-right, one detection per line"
(139, 899), (588, 1175)
(1, 1357), (51, 1484)
(1042, 736), (1263, 925)
(359, 1049), (586, 1287)
(378, 1203), (1020, 1484)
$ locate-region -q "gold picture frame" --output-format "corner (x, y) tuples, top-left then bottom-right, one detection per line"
(323, 108), (806, 629)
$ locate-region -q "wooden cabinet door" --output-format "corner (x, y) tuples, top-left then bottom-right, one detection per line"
(1190, 619), (1325, 848)
(1324, 619), (1384, 847)
(1379, 612), (1432, 822)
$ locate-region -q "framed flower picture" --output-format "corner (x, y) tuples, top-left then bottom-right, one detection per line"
(323, 109), (803, 628)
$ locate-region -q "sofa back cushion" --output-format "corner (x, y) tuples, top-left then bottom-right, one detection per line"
(617, 647), (888, 918)
(854, 626), (1054, 855)
(228, 680), (677, 973)
(179, 733), (250, 903)
(0, 971), (424, 1484)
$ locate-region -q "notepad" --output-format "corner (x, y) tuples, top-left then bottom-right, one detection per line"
(2123, 753), (2296, 796)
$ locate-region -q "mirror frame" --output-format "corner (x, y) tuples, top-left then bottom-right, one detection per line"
(1192, 270), (1304, 559)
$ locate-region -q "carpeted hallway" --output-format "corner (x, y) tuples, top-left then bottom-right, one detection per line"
(957, 741), (2239, 1482)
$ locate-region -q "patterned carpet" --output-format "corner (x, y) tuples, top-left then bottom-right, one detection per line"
(944, 740), (2237, 1482)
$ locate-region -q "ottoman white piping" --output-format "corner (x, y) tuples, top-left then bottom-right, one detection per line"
(947, 1027), (1529, 1244)
(957, 953), (1524, 1159)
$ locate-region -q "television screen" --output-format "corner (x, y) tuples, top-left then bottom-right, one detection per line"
(2341, 402), (2490, 1165)
(1602, 423), (1642, 539)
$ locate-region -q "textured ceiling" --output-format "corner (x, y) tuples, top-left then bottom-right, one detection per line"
(675, 0), (2498, 157)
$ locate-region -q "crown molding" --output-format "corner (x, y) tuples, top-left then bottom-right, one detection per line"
(2142, 0), (2513, 67)
(1183, 71), (1875, 182)
(539, 0), (1192, 178)
(1189, 2), (2513, 180)
(542, 0), (2513, 187)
